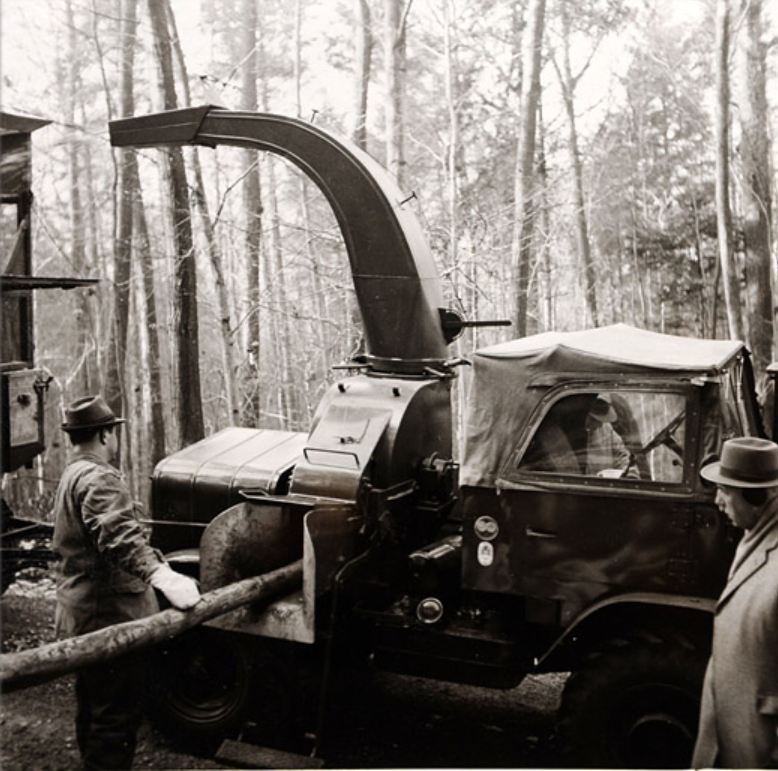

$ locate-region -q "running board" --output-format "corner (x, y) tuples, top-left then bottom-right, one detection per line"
(215, 739), (324, 769)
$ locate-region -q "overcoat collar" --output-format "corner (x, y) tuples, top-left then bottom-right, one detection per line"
(717, 495), (778, 612)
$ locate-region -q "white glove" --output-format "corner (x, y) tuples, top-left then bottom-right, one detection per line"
(150, 564), (201, 609)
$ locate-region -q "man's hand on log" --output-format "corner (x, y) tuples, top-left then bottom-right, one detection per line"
(149, 564), (201, 609)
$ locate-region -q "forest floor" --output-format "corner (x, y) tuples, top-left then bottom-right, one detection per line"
(1, 570), (566, 770)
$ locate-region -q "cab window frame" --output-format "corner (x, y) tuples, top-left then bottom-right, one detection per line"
(502, 382), (698, 494)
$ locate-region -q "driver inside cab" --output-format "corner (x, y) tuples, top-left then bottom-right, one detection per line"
(584, 394), (635, 478)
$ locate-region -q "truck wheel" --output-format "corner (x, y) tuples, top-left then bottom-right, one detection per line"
(146, 627), (255, 753)
(557, 641), (705, 768)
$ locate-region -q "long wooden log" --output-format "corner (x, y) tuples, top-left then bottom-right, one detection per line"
(0, 558), (303, 693)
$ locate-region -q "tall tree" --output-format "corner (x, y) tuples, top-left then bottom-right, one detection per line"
(104, 0), (138, 421)
(135, 198), (168, 467)
(384, 0), (413, 184)
(241, 0), (264, 425)
(551, 0), (600, 327)
(257, 14), (295, 428)
(165, 0), (240, 427)
(735, 0), (773, 371)
(511, 0), (546, 336)
(352, 0), (373, 150)
(147, 0), (205, 446)
(65, 0), (98, 396)
(714, 0), (743, 340)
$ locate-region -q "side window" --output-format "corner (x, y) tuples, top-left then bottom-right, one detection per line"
(518, 390), (686, 484)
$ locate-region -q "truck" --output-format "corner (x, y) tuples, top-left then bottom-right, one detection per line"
(107, 106), (774, 768)
(1, 112), (96, 591)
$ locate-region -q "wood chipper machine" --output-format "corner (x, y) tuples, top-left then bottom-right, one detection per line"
(4, 105), (778, 769)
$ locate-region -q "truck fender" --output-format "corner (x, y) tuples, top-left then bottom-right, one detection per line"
(536, 591), (715, 671)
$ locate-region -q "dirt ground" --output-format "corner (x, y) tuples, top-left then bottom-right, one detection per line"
(1, 571), (566, 769)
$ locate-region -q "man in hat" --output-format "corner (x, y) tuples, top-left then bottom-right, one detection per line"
(584, 393), (631, 477)
(693, 436), (778, 768)
(53, 395), (200, 770)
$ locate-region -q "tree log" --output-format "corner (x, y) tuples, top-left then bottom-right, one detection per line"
(0, 559), (303, 693)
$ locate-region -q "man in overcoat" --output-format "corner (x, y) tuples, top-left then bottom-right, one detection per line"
(53, 395), (201, 770)
(693, 436), (778, 768)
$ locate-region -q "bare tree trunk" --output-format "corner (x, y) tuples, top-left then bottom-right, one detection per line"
(134, 186), (167, 466)
(0, 560), (303, 692)
(630, 201), (648, 327)
(65, 0), (97, 396)
(293, 0), (328, 426)
(147, 0), (204, 446)
(443, 0), (459, 274)
(257, 18), (294, 428)
(537, 101), (553, 330)
(79, 99), (107, 378)
(714, 0), (744, 340)
(736, 0), (773, 370)
(164, 0), (239, 427)
(384, 0), (412, 184)
(352, 0), (372, 149)
(241, 0), (263, 426)
(104, 0), (138, 422)
(691, 192), (708, 337)
(511, 0), (545, 336)
(554, 0), (597, 326)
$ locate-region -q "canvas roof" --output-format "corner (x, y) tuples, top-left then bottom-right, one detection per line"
(460, 324), (746, 488)
(475, 323), (743, 371)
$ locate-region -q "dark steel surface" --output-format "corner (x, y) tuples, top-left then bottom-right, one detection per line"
(461, 484), (734, 628)
(1, 369), (46, 472)
(0, 112), (51, 136)
(150, 427), (307, 553)
(0, 276), (97, 292)
(291, 375), (452, 499)
(199, 502), (305, 593)
(199, 499), (362, 642)
(109, 107), (449, 368)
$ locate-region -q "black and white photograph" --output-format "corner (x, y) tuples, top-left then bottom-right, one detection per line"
(1, 0), (778, 768)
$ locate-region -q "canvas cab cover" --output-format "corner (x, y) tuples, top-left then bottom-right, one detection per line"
(460, 324), (747, 488)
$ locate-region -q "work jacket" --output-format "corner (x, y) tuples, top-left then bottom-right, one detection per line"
(692, 495), (778, 768)
(52, 453), (162, 638)
(584, 420), (630, 476)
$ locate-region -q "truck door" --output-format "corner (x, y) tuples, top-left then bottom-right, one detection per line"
(466, 385), (734, 627)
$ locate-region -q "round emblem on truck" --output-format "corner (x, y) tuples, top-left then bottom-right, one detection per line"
(474, 515), (499, 540)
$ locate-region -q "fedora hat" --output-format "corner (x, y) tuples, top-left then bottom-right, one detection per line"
(700, 437), (778, 488)
(62, 395), (126, 432)
(589, 393), (618, 423)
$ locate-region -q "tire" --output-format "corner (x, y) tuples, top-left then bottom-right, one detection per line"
(145, 627), (256, 753)
(557, 641), (706, 768)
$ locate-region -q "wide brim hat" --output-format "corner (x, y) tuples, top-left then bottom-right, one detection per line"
(62, 395), (126, 432)
(700, 436), (778, 489)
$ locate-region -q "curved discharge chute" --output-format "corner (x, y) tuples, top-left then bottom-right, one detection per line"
(110, 106), (450, 372)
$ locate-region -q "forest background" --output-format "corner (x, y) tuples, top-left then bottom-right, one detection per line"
(1, 0), (776, 511)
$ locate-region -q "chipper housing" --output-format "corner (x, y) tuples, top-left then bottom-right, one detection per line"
(110, 106), (458, 644)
